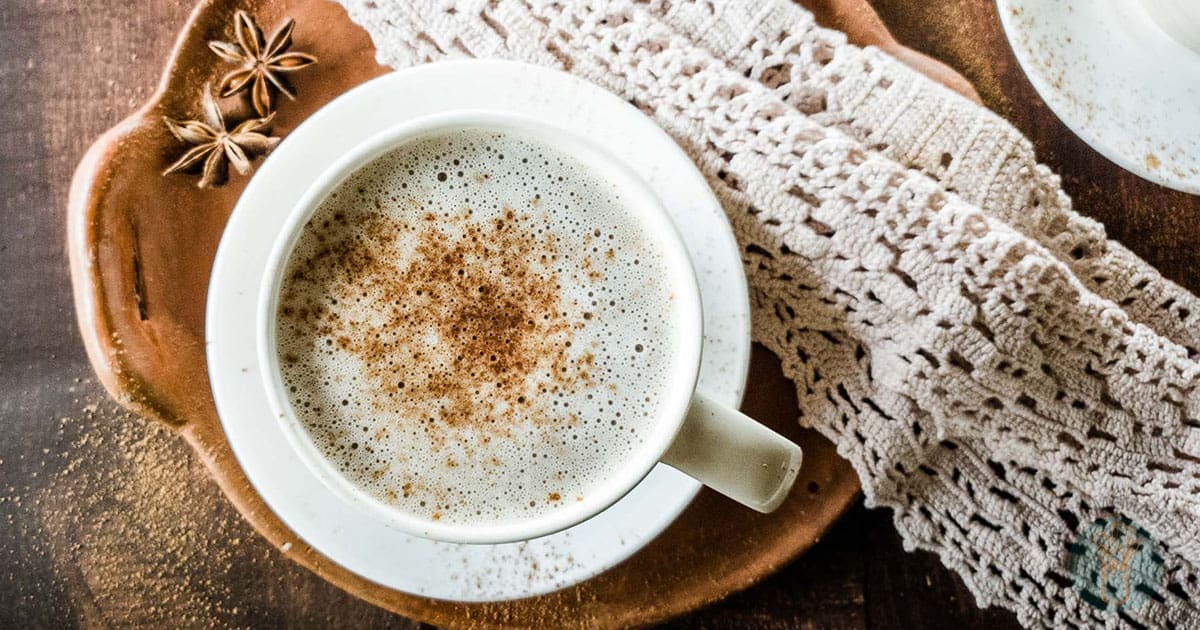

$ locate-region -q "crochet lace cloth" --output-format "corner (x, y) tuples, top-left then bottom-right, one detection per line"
(336, 1), (1200, 626)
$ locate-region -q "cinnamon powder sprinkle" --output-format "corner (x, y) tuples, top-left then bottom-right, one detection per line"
(278, 204), (595, 444)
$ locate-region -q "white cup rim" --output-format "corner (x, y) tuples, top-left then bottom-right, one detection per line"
(256, 110), (705, 544)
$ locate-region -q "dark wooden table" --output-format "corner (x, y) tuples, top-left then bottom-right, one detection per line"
(2, 1), (1195, 627)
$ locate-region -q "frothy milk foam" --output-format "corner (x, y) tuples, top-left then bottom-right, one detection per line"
(275, 127), (685, 526)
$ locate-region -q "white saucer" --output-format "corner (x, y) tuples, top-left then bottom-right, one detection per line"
(997, 0), (1200, 194)
(205, 60), (751, 602)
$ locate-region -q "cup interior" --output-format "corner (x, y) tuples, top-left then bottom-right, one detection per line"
(1143, 0), (1200, 52)
(256, 110), (705, 544)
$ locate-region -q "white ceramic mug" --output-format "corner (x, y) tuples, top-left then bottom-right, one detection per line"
(256, 111), (802, 544)
(1144, 0), (1200, 52)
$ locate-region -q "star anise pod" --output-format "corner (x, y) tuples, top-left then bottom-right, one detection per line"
(209, 11), (317, 117)
(163, 85), (280, 189)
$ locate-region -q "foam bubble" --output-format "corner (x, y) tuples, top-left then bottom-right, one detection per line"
(275, 128), (683, 527)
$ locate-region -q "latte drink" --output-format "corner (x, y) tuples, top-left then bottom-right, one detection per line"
(274, 127), (688, 527)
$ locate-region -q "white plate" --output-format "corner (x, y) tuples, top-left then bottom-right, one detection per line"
(997, 0), (1200, 194)
(206, 60), (751, 602)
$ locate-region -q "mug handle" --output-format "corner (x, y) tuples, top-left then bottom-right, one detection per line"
(661, 391), (803, 513)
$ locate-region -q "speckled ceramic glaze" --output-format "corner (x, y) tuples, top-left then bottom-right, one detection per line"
(997, 0), (1200, 193)
(206, 60), (752, 601)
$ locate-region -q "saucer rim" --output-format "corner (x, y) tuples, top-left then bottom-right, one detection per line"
(996, 0), (1200, 194)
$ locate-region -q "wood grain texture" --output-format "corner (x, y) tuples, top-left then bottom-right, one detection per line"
(2, 0), (1195, 628)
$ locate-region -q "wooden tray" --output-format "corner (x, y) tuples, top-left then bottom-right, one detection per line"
(66, 1), (975, 626)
